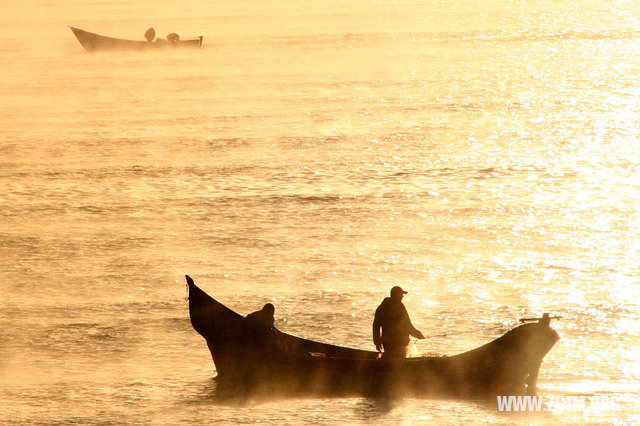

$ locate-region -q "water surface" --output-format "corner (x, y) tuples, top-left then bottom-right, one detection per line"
(1, 0), (639, 423)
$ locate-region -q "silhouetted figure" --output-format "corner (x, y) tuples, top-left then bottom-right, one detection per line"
(144, 27), (155, 43)
(242, 303), (278, 354)
(167, 33), (180, 44)
(373, 286), (425, 358)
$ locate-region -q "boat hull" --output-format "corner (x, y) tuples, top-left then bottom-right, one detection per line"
(187, 277), (559, 398)
(70, 27), (202, 52)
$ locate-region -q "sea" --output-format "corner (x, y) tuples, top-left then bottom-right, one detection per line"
(1, 0), (639, 424)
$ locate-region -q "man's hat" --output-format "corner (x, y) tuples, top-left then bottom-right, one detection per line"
(390, 286), (408, 297)
(262, 303), (275, 314)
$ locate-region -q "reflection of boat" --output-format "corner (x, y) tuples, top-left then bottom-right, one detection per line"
(186, 276), (559, 398)
(69, 27), (202, 52)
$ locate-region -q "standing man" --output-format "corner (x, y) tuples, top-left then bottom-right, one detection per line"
(372, 286), (425, 357)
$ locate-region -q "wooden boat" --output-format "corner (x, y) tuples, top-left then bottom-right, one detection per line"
(186, 275), (559, 398)
(70, 27), (202, 52)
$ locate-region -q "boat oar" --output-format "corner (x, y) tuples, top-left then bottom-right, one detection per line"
(519, 313), (562, 323)
(519, 313), (562, 326)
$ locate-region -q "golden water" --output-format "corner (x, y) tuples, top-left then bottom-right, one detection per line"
(1, 0), (639, 423)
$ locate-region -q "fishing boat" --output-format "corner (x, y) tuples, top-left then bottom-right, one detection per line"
(186, 275), (559, 398)
(69, 27), (202, 52)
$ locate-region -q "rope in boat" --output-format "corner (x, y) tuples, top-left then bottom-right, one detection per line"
(414, 321), (519, 342)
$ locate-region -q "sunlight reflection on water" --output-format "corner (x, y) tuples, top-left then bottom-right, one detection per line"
(1, 0), (640, 423)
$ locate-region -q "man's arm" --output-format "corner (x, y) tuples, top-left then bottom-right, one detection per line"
(409, 325), (425, 339)
(403, 305), (425, 339)
(372, 307), (382, 351)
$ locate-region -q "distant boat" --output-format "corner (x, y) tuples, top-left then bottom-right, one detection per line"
(186, 275), (559, 398)
(69, 27), (202, 52)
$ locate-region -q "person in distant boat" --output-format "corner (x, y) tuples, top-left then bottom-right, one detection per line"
(241, 303), (278, 354)
(144, 27), (155, 43)
(166, 33), (180, 44)
(372, 286), (425, 358)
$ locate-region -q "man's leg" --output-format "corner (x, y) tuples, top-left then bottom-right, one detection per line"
(382, 342), (407, 358)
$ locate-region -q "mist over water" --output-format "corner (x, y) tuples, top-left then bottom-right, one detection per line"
(1, 0), (639, 423)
